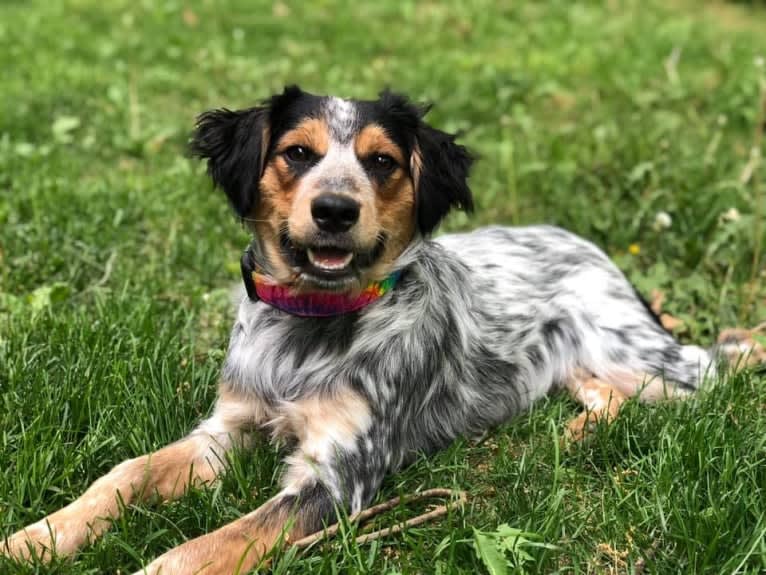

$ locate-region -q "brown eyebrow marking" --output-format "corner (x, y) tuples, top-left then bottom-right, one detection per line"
(354, 124), (406, 165)
(276, 118), (330, 155)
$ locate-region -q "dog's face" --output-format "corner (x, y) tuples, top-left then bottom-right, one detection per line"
(192, 86), (473, 292)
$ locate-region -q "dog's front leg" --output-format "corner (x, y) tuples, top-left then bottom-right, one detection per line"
(136, 385), (381, 575)
(3, 387), (265, 562)
(133, 481), (334, 575)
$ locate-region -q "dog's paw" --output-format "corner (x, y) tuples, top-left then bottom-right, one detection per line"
(3, 511), (96, 563)
(3, 520), (57, 561)
(564, 411), (600, 443)
(717, 324), (766, 370)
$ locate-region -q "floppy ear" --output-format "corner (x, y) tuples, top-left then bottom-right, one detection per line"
(190, 85), (304, 217)
(190, 106), (269, 218)
(411, 121), (474, 235)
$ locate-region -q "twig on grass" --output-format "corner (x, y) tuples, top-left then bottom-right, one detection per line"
(291, 488), (468, 549)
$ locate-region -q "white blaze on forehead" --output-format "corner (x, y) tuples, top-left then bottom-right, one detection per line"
(323, 97), (358, 142)
(298, 139), (371, 199)
(315, 142), (366, 179)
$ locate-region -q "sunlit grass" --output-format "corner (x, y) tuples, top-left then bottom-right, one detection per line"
(1, 1), (765, 573)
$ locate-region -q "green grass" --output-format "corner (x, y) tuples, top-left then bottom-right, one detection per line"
(1, 0), (766, 573)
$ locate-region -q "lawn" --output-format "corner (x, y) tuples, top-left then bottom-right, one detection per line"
(1, 0), (765, 573)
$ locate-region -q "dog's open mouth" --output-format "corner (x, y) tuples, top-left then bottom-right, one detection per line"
(306, 247), (354, 271)
(279, 231), (386, 285)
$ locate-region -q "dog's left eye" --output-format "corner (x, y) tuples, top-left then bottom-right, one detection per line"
(366, 154), (397, 174)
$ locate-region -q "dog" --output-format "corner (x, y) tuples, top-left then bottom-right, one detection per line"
(4, 86), (765, 574)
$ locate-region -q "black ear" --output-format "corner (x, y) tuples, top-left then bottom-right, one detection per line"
(413, 120), (474, 235)
(190, 86), (304, 217)
(190, 106), (269, 217)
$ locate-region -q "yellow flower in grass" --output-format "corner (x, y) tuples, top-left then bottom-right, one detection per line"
(628, 243), (641, 255)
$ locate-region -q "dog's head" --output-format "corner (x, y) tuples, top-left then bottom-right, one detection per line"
(191, 86), (473, 292)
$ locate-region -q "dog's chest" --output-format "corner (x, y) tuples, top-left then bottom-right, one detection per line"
(222, 301), (360, 402)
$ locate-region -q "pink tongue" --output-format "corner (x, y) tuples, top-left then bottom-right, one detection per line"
(313, 248), (350, 265)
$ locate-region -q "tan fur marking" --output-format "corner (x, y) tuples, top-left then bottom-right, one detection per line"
(353, 129), (416, 283)
(270, 388), (372, 491)
(284, 176), (320, 257)
(354, 124), (405, 165)
(274, 118), (330, 156)
(254, 157), (302, 283)
(273, 388), (372, 448)
(410, 143), (423, 191)
(207, 385), (273, 434)
(135, 493), (302, 575)
(367, 170), (415, 281)
(564, 369), (628, 441)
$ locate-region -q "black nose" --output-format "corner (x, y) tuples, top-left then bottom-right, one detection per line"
(311, 194), (360, 233)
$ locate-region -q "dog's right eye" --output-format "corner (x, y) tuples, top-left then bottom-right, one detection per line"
(284, 145), (316, 164)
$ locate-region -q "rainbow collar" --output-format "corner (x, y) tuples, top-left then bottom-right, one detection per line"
(241, 246), (401, 317)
